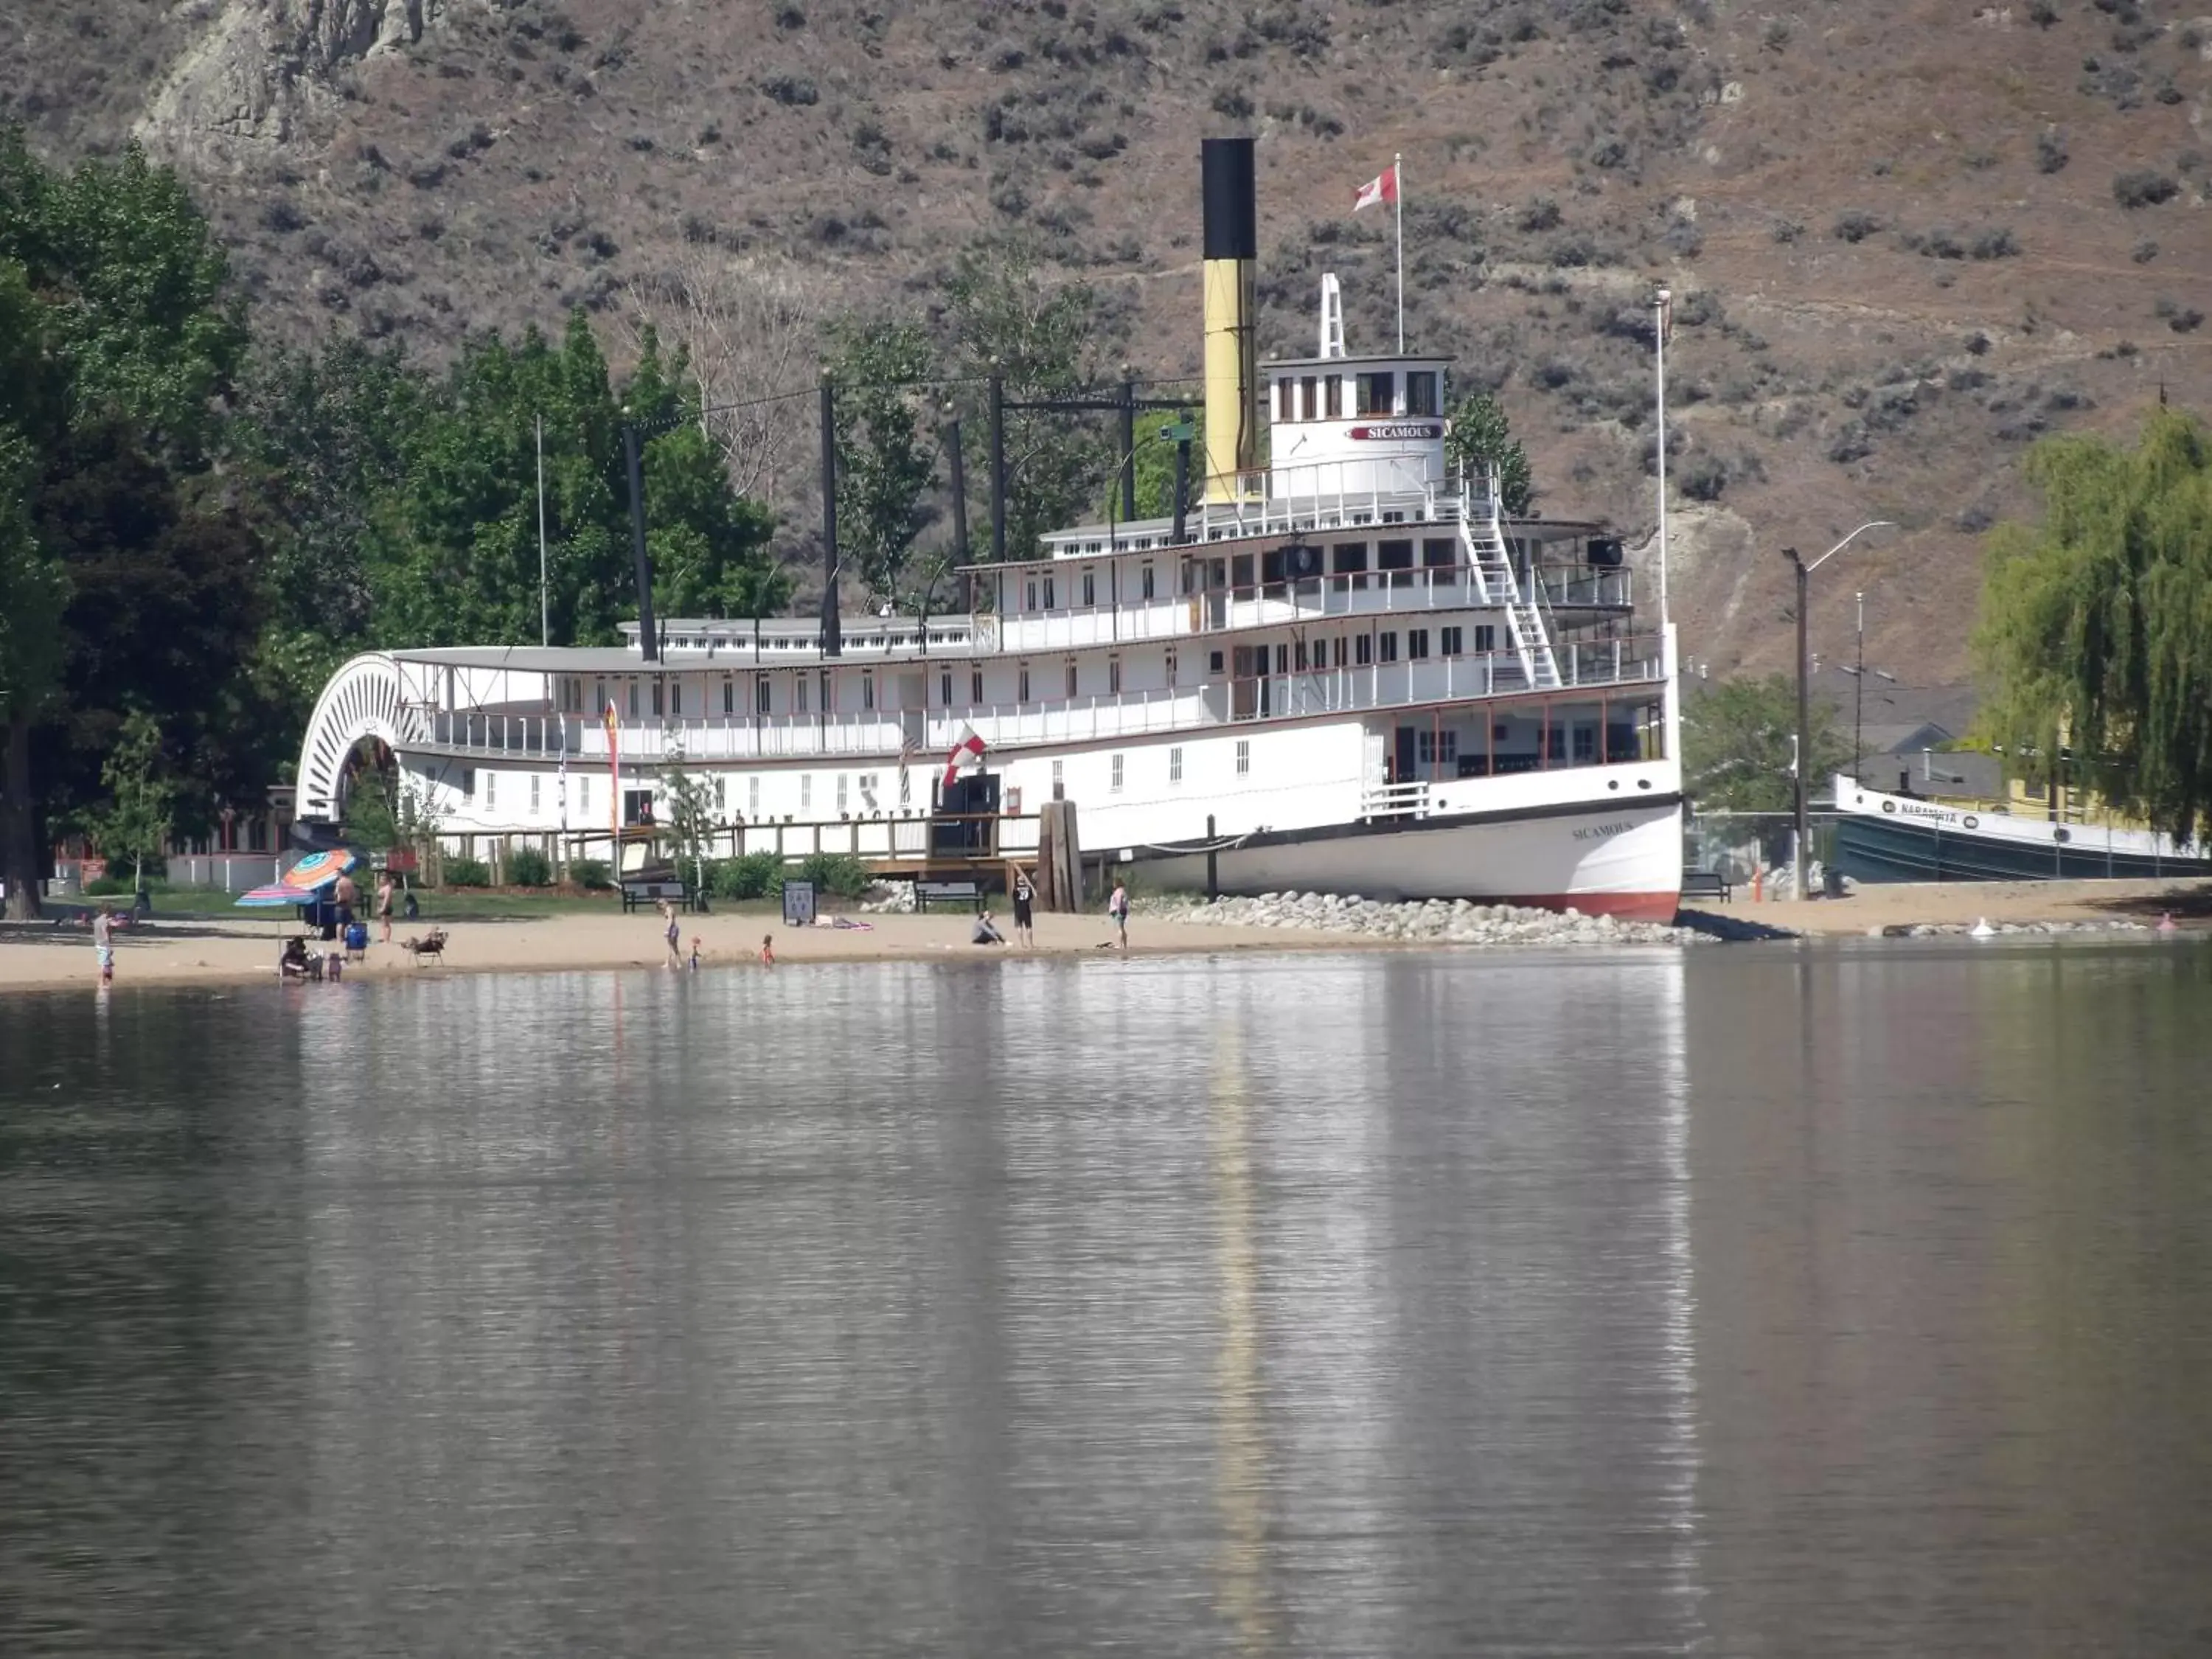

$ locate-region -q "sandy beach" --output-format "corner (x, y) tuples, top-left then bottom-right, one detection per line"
(1700, 877), (2208, 936)
(5, 877), (2205, 991)
(0, 905), (1371, 992)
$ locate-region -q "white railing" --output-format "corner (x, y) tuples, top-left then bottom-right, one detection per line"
(412, 639), (1666, 765)
(1193, 459), (1460, 542)
(1360, 780), (1432, 818)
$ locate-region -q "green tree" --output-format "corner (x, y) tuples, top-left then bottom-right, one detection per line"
(658, 747), (714, 895)
(830, 317), (938, 600)
(1683, 674), (1851, 813)
(942, 242), (1105, 560)
(83, 709), (175, 892)
(0, 131), (254, 918)
(1974, 407), (2212, 842)
(1443, 391), (1534, 515)
(341, 760), (400, 852)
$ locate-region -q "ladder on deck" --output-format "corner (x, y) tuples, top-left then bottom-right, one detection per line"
(1458, 477), (1561, 690)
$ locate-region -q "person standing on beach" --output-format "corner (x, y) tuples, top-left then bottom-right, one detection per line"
(1107, 879), (1129, 952)
(759, 933), (776, 967)
(659, 897), (682, 970)
(91, 903), (116, 985)
(376, 872), (395, 944)
(334, 870), (358, 930)
(1011, 866), (1036, 949)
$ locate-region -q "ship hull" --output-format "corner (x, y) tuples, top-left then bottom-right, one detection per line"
(1141, 793), (1686, 921)
(1831, 776), (2212, 884)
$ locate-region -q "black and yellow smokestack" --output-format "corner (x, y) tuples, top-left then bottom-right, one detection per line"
(1201, 137), (1258, 505)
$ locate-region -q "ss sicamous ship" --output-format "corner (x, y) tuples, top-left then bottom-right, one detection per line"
(293, 141), (1683, 918)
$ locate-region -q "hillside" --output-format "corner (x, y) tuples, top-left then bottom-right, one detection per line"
(8, 0), (2211, 687)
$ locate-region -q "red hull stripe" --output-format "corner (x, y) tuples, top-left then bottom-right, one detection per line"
(1508, 890), (1683, 925)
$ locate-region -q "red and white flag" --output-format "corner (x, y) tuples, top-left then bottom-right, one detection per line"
(1352, 164), (1399, 212)
(942, 725), (987, 789)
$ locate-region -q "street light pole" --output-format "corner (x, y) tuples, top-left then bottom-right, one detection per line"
(1787, 520), (1896, 901)
(1854, 591), (1864, 780)
(1789, 546), (1809, 901)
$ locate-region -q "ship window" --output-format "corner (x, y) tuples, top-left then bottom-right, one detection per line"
(757, 676), (771, 713)
(669, 681), (681, 715)
(1165, 647), (1180, 686)
(1299, 375), (1318, 421)
(1334, 636), (1349, 668)
(1546, 726), (1566, 762)
(1236, 739), (1251, 776)
(1141, 563), (1155, 599)
(1275, 380), (1293, 422)
(578, 776), (589, 816)
(1169, 746), (1183, 785)
(819, 669), (832, 712)
(972, 667), (984, 703)
(1082, 569), (1095, 607)
(1357, 371), (1396, 415)
(838, 774), (848, 814)
(1332, 542), (1368, 574)
(796, 674), (808, 713)
(1418, 730), (1459, 765)
(1355, 633), (1373, 667)
(941, 670), (953, 707)
(1231, 553), (1254, 590)
(1441, 627), (1463, 656)
(801, 774), (813, 813)
(1065, 661), (1079, 698)
(627, 681), (640, 717)
(1209, 650), (1224, 675)
(653, 680), (664, 716)
(1377, 539), (1415, 571)
(1294, 638), (1307, 671)
(530, 774), (540, 814)
(1108, 656), (1121, 694)
(1026, 579), (1038, 611)
(1111, 753), (1125, 793)
(1573, 724), (1597, 764)
(1422, 537), (1455, 568)
(1274, 644), (1290, 675)
(1407, 371), (1439, 417)
(1380, 631), (1399, 664)
(861, 671), (874, 711)
(1475, 625), (1497, 653)
(1324, 375), (1343, 420)
(1408, 628), (1430, 661)
(749, 776), (761, 819)
(723, 678), (736, 714)
(1018, 666), (1031, 702)
(1043, 575), (1056, 609)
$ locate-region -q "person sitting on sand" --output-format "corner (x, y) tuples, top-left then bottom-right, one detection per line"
(971, 910), (1006, 946)
(280, 936), (313, 980)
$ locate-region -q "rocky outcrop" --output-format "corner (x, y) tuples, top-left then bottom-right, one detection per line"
(136, 1), (455, 168)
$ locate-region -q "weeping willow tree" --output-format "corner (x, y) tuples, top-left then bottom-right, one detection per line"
(1973, 408), (2212, 843)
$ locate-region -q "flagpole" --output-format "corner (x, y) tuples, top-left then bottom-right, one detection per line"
(1393, 153), (1405, 354)
(1654, 286), (1671, 628)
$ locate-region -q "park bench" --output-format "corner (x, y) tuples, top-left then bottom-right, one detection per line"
(914, 879), (983, 914)
(1680, 869), (1732, 904)
(619, 876), (701, 914)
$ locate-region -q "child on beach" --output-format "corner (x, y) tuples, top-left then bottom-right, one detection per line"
(759, 933), (776, 966)
(1107, 880), (1129, 951)
(689, 936), (702, 972)
(659, 898), (682, 970)
(92, 903), (115, 985)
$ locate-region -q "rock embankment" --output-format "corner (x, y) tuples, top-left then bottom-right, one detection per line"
(1133, 891), (1712, 947)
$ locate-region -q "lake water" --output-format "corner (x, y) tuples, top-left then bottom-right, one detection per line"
(2, 942), (2208, 1657)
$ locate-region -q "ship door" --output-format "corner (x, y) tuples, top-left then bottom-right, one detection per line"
(1206, 558), (1228, 630)
(1231, 645), (1260, 719)
(897, 672), (925, 748)
(1394, 726), (1418, 785)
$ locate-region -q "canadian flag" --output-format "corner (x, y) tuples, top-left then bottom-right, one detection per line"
(1352, 164), (1399, 212)
(942, 725), (987, 789)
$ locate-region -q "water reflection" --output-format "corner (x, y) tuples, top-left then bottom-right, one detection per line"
(3, 942), (2209, 1655)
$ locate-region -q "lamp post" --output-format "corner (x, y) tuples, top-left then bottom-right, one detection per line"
(1785, 521), (1896, 900)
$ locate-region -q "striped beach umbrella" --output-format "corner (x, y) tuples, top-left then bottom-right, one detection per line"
(235, 884), (307, 908)
(279, 849), (356, 892)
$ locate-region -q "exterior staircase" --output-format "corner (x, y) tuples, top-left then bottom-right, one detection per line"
(1458, 479), (1561, 691)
